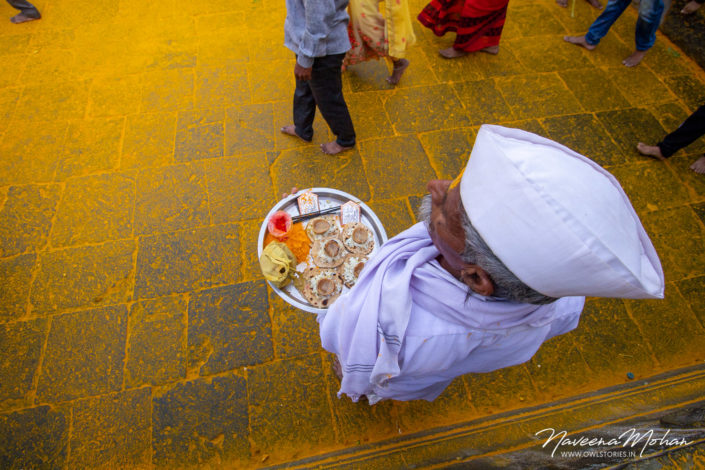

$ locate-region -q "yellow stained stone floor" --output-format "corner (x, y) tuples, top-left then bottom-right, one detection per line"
(1, 0), (705, 468)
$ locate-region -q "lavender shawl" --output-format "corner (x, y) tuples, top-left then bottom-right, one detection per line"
(319, 222), (585, 403)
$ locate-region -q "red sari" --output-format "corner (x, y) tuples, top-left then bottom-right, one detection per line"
(418, 0), (509, 52)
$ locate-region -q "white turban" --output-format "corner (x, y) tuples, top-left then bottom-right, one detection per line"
(460, 125), (664, 299)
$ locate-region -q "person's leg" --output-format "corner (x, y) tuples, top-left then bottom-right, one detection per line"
(6, 0), (41, 22)
(284, 61), (317, 142)
(585, 0), (631, 45)
(658, 105), (705, 157)
(564, 0), (630, 49)
(308, 53), (356, 153)
(623, 0), (664, 66)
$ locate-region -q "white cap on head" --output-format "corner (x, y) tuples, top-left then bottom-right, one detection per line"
(460, 125), (664, 299)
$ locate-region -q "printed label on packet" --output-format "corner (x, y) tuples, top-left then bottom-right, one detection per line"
(297, 190), (319, 215)
(340, 201), (361, 225)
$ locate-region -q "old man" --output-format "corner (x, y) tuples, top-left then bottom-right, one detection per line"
(320, 125), (664, 404)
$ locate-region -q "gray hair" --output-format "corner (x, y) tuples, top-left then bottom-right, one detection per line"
(418, 195), (557, 305)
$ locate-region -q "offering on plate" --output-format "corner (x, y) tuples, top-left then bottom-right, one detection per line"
(302, 267), (343, 308)
(341, 222), (374, 255)
(340, 201), (361, 225)
(297, 190), (320, 215)
(267, 211), (292, 239)
(311, 237), (347, 268)
(338, 254), (368, 288)
(259, 242), (297, 288)
(306, 215), (340, 240)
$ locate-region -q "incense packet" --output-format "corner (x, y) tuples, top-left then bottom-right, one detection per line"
(297, 190), (320, 215)
(340, 200), (361, 225)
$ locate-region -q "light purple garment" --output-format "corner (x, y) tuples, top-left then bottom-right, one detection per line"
(319, 222), (585, 404)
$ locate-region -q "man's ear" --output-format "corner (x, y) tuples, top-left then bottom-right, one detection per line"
(460, 265), (495, 297)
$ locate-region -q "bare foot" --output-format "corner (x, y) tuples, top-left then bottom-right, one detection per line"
(280, 124), (312, 142)
(386, 58), (409, 85)
(585, 0), (603, 9)
(321, 141), (353, 155)
(637, 142), (666, 161)
(622, 50), (647, 67)
(691, 156), (705, 174)
(439, 47), (468, 59)
(480, 45), (499, 55)
(332, 356), (343, 380)
(563, 35), (597, 51)
(681, 0), (702, 14)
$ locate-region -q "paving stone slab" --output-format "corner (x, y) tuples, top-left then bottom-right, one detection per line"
(394, 378), (473, 434)
(197, 29), (252, 67)
(270, 146), (372, 201)
(321, 354), (399, 447)
(366, 198), (416, 239)
(608, 66), (678, 108)
(134, 224), (240, 299)
(526, 334), (595, 402)
(662, 74), (705, 112)
(384, 84), (471, 134)
(541, 113), (627, 166)
(509, 3), (568, 37)
(175, 121), (224, 163)
(0, 184), (61, 257)
(512, 35), (592, 73)
(238, 219), (262, 283)
(37, 304), (128, 403)
(51, 172), (135, 247)
(188, 281), (272, 375)
(225, 103), (276, 156)
(418, 128), (475, 180)
(609, 161), (693, 213)
(464, 364), (536, 416)
(360, 136), (436, 199)
(141, 68), (194, 112)
(249, 60), (293, 103)
(597, 107), (667, 162)
(125, 295), (188, 387)
(195, 64), (250, 110)
(121, 112), (177, 170)
(0, 318), (47, 410)
(0, 121), (67, 186)
(640, 205), (705, 281)
(675, 274), (705, 329)
(624, 284), (705, 366)
(268, 290), (320, 360)
(134, 162), (209, 235)
(497, 73), (583, 120)
(30, 240), (135, 314)
(55, 117), (124, 181)
(571, 297), (655, 382)
(69, 388), (151, 469)
(344, 91), (396, 142)
(558, 68), (631, 112)
(0, 254), (36, 323)
(14, 81), (89, 122)
(205, 153), (276, 223)
(0, 405), (68, 470)
(453, 79), (514, 125)
(153, 373), (249, 467)
(87, 75), (142, 118)
(247, 354), (334, 460)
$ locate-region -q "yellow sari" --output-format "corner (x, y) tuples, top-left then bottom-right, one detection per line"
(344, 0), (417, 67)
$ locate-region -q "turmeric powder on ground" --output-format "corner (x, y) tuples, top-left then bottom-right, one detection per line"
(264, 222), (311, 263)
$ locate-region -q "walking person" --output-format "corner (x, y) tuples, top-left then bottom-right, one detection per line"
(637, 104), (705, 174)
(418, 0), (509, 58)
(344, 0), (416, 85)
(564, 0), (665, 67)
(281, 0), (357, 155)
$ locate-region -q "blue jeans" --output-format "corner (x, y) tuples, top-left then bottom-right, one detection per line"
(585, 0), (664, 51)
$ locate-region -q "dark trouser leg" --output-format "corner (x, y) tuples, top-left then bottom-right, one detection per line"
(293, 71), (316, 142)
(658, 105), (705, 157)
(308, 53), (356, 148)
(6, 0), (40, 16)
